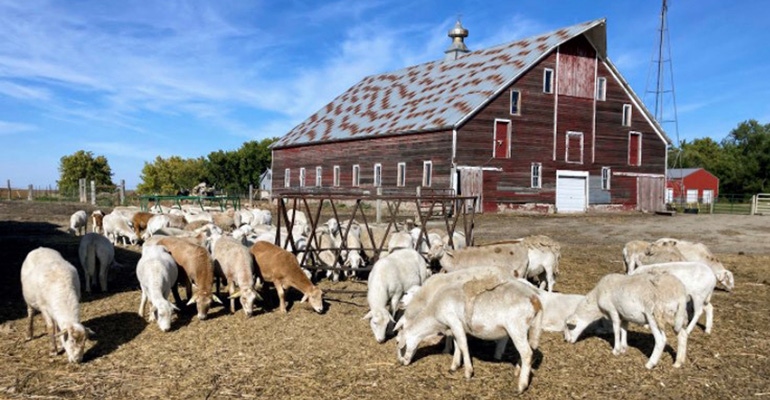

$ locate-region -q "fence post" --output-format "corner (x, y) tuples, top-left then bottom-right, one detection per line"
(120, 180), (125, 206)
(90, 180), (96, 205)
(249, 184), (254, 208)
(376, 187), (382, 224)
(79, 178), (86, 203)
(751, 194), (757, 215)
(27, 184), (33, 200)
(6, 180), (10, 200)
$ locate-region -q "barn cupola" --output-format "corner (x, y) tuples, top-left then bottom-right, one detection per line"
(444, 19), (470, 61)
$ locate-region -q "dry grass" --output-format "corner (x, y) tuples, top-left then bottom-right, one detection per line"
(1, 201), (769, 399)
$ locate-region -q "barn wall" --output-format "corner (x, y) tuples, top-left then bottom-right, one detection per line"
(272, 131), (454, 194)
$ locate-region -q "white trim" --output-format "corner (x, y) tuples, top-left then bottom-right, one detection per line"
(493, 119), (511, 158)
(299, 167), (306, 188)
(601, 166), (611, 190)
(333, 165), (340, 187)
(531, 162), (542, 188)
(622, 104), (632, 127)
(284, 168), (291, 188)
(457, 165), (503, 172)
(613, 171), (664, 178)
(397, 162), (406, 187)
(628, 131), (642, 166)
(592, 58), (598, 164)
(543, 68), (554, 94)
(509, 89), (521, 116)
(352, 164), (360, 187)
(422, 161), (433, 187)
(553, 48), (560, 161)
(565, 131), (584, 164)
(373, 163), (382, 187)
(315, 166), (322, 187)
(595, 77), (607, 101)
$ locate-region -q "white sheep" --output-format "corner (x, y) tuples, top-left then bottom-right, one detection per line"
(519, 235), (561, 292)
(213, 236), (262, 317)
(395, 275), (543, 394)
(136, 245), (180, 332)
(653, 238), (734, 291)
(364, 248), (429, 343)
(564, 272), (689, 369)
(631, 261), (717, 334)
(429, 241), (530, 280)
(142, 214), (171, 240)
(387, 231), (414, 252)
(622, 240), (651, 273)
(68, 210), (87, 236)
(21, 247), (94, 363)
(78, 232), (115, 293)
(102, 212), (138, 246)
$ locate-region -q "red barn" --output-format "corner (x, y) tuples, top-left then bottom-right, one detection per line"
(271, 18), (671, 213)
(666, 168), (720, 205)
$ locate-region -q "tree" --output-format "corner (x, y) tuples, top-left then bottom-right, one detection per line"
(136, 156), (207, 195)
(720, 120), (770, 194)
(58, 150), (114, 194)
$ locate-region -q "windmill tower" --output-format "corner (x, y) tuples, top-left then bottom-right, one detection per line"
(644, 0), (682, 205)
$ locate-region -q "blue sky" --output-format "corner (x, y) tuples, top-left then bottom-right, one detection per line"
(1, 0), (768, 189)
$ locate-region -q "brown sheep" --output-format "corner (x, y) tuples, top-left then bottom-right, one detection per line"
(250, 241), (324, 314)
(131, 211), (155, 240)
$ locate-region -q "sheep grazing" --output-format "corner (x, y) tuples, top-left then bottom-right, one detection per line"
(131, 211), (155, 241)
(143, 214), (171, 240)
(78, 232), (115, 293)
(213, 236), (262, 317)
(564, 272), (689, 369)
(136, 245), (180, 332)
(653, 238), (734, 291)
(519, 235), (561, 292)
(364, 248), (429, 343)
(155, 236), (222, 320)
(21, 247), (94, 363)
(429, 241), (530, 279)
(91, 210), (105, 234)
(622, 240), (651, 273)
(102, 212), (139, 246)
(396, 275), (543, 394)
(631, 261), (717, 334)
(249, 241), (324, 314)
(68, 210), (87, 236)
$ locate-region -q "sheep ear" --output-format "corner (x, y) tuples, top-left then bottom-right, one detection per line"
(171, 303), (180, 311)
(212, 294), (224, 304)
(85, 327), (96, 340)
(187, 294), (198, 306)
(362, 310), (373, 320)
(229, 290), (241, 299)
(394, 317), (404, 331)
(388, 313), (396, 323)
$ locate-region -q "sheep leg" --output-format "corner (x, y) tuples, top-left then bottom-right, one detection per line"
(507, 324), (533, 394)
(42, 312), (57, 356)
(99, 261), (109, 292)
(26, 306), (35, 340)
(645, 313), (665, 369)
(610, 312), (623, 355)
(447, 321), (473, 379)
(546, 267), (555, 293)
(704, 302), (713, 334)
(138, 291), (148, 319)
(275, 284), (288, 313)
(619, 321), (629, 354)
(686, 297), (704, 334)
(449, 337), (461, 369)
(229, 282), (236, 314)
(492, 338), (507, 361)
(673, 326), (688, 368)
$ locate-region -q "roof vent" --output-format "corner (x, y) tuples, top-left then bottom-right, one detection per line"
(444, 19), (470, 61)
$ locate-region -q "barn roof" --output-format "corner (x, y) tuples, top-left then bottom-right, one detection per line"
(275, 18), (667, 149)
(667, 168), (706, 179)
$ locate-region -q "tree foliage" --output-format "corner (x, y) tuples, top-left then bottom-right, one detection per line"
(136, 137), (277, 195)
(58, 150), (114, 194)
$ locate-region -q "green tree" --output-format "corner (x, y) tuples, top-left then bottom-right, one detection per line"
(203, 137), (277, 195)
(58, 150), (114, 194)
(136, 156), (207, 195)
(720, 119), (770, 194)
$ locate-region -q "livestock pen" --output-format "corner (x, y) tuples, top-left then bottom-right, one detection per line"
(0, 201), (769, 399)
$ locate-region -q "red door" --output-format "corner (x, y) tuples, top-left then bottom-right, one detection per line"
(494, 120), (510, 159)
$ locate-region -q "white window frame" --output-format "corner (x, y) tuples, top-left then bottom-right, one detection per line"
(596, 77), (607, 101)
(422, 161), (432, 187)
(565, 131), (584, 164)
(299, 167), (306, 188)
(543, 68), (554, 94)
(510, 89), (521, 116)
(397, 162), (406, 187)
(531, 163), (542, 188)
(352, 164), (360, 187)
(333, 165), (340, 187)
(628, 131), (642, 166)
(373, 163), (382, 187)
(315, 166), (322, 187)
(601, 167), (611, 190)
(622, 104), (632, 127)
(284, 168), (291, 188)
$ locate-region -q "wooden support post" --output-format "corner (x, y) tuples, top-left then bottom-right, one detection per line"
(27, 184), (33, 200)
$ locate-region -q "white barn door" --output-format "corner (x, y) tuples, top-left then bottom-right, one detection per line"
(556, 170), (588, 213)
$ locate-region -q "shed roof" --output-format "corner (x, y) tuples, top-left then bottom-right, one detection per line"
(274, 18), (668, 149)
(667, 168), (709, 179)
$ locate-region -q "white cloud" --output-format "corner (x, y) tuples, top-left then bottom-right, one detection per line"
(0, 120), (35, 135)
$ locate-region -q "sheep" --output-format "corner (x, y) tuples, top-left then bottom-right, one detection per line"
(68, 210), (87, 236)
(363, 248), (429, 343)
(78, 232), (115, 293)
(564, 272), (689, 369)
(519, 235), (561, 292)
(622, 240), (651, 273)
(429, 241), (530, 280)
(360, 225), (388, 261)
(387, 231), (414, 252)
(142, 214), (171, 240)
(21, 247), (94, 363)
(213, 236), (262, 317)
(102, 212), (138, 246)
(211, 211), (236, 232)
(91, 210), (105, 234)
(311, 227), (342, 282)
(631, 261), (717, 334)
(249, 208), (272, 226)
(514, 279), (613, 334)
(131, 211), (155, 240)
(250, 241), (324, 314)
(136, 245), (180, 332)
(395, 275), (543, 394)
(653, 238), (734, 291)
(154, 236), (223, 320)
(340, 224), (364, 279)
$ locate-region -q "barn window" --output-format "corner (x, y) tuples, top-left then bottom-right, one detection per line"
(510, 90), (521, 115)
(284, 169), (291, 188)
(373, 163), (382, 187)
(543, 68), (554, 94)
(352, 164), (360, 187)
(596, 77), (606, 101)
(315, 166), (322, 187)
(531, 163), (542, 188)
(299, 168), (306, 188)
(601, 167), (611, 190)
(397, 162), (406, 187)
(628, 131), (642, 166)
(565, 131), (584, 164)
(333, 165), (340, 187)
(493, 119), (511, 159)
(622, 104), (632, 126)
(422, 161), (432, 187)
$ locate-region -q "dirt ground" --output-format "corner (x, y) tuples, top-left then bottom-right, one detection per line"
(0, 201), (769, 399)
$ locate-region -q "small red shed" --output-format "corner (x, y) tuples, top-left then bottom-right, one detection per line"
(666, 168), (719, 204)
